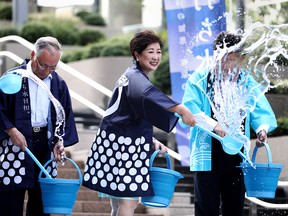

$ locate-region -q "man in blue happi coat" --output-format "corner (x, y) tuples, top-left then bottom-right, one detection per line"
(0, 36), (79, 216)
(182, 32), (277, 216)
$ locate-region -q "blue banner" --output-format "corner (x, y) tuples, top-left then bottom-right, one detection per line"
(164, 0), (227, 165)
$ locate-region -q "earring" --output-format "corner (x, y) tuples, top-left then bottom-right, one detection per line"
(136, 58), (139, 61)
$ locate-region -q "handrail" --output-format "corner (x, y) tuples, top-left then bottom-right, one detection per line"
(246, 195), (288, 209)
(0, 50), (106, 116)
(278, 180), (288, 187)
(69, 90), (105, 116)
(0, 35), (34, 50)
(0, 51), (23, 64)
(0, 35), (112, 98)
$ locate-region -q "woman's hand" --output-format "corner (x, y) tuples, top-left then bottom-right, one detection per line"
(181, 110), (196, 127)
(169, 104), (196, 127)
(152, 137), (167, 153)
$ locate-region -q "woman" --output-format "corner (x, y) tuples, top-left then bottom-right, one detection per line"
(82, 30), (195, 216)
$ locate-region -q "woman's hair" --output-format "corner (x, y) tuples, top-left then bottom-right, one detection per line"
(213, 32), (242, 51)
(34, 36), (63, 56)
(130, 30), (163, 60)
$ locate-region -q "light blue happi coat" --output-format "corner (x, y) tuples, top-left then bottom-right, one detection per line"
(182, 68), (277, 171)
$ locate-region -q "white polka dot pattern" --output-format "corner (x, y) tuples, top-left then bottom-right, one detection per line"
(0, 139), (57, 187)
(83, 129), (151, 195)
(0, 139), (25, 185)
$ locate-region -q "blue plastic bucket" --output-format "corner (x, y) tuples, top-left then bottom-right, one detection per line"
(239, 142), (283, 198)
(38, 158), (82, 214)
(141, 150), (183, 208)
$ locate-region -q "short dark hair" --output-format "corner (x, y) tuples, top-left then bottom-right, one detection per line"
(130, 30), (163, 60)
(213, 32), (242, 51)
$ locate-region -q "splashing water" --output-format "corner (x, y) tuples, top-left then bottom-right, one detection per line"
(7, 69), (66, 140)
(191, 22), (288, 159)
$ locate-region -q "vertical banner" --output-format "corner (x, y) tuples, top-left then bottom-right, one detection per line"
(164, 0), (226, 165)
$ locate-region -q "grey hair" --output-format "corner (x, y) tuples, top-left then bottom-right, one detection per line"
(34, 36), (62, 56)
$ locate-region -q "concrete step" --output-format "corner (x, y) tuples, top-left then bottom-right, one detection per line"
(146, 193), (194, 216)
(24, 194), (153, 215)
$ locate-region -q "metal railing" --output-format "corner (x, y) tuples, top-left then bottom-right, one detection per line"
(0, 35), (109, 116)
(245, 181), (288, 210)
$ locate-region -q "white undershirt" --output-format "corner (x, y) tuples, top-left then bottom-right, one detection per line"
(26, 61), (51, 127)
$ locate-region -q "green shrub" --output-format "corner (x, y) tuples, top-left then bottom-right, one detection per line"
(53, 27), (79, 45)
(41, 17), (80, 45)
(20, 22), (53, 43)
(99, 43), (130, 57)
(86, 42), (108, 58)
(158, 30), (169, 53)
(250, 117), (288, 138)
(21, 18), (81, 45)
(109, 34), (132, 44)
(61, 50), (85, 63)
(151, 54), (171, 95)
(75, 10), (106, 26)
(0, 27), (18, 37)
(78, 39), (130, 59)
(78, 29), (105, 46)
(75, 10), (90, 20)
(0, 3), (12, 20)
(83, 13), (106, 26)
(269, 117), (288, 137)
(151, 30), (170, 94)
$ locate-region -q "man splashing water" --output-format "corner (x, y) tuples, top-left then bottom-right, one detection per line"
(182, 31), (277, 216)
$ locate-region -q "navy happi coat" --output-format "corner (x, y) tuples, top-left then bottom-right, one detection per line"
(83, 63), (178, 197)
(0, 60), (78, 191)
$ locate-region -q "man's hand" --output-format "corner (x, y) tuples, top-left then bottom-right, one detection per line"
(53, 138), (65, 163)
(213, 123), (226, 138)
(6, 127), (27, 150)
(256, 130), (267, 147)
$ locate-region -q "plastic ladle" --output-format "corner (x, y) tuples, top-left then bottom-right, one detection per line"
(195, 124), (249, 161)
(175, 113), (249, 161)
(0, 73), (22, 94)
(25, 147), (52, 178)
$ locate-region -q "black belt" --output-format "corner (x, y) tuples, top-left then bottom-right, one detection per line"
(32, 126), (47, 133)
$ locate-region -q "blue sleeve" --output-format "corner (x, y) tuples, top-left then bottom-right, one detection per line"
(248, 77), (277, 133)
(141, 85), (179, 132)
(182, 70), (209, 114)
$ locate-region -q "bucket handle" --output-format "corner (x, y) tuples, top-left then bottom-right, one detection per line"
(39, 158), (83, 184)
(251, 142), (273, 166)
(149, 149), (171, 170)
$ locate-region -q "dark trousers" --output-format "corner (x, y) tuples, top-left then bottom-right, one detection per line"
(194, 169), (245, 216)
(0, 185), (48, 216)
(0, 128), (50, 216)
(194, 138), (245, 216)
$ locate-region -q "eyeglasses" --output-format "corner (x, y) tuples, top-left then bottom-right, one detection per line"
(35, 57), (57, 71)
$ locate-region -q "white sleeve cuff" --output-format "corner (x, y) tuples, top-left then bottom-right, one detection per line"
(255, 125), (269, 134)
(194, 112), (218, 131)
